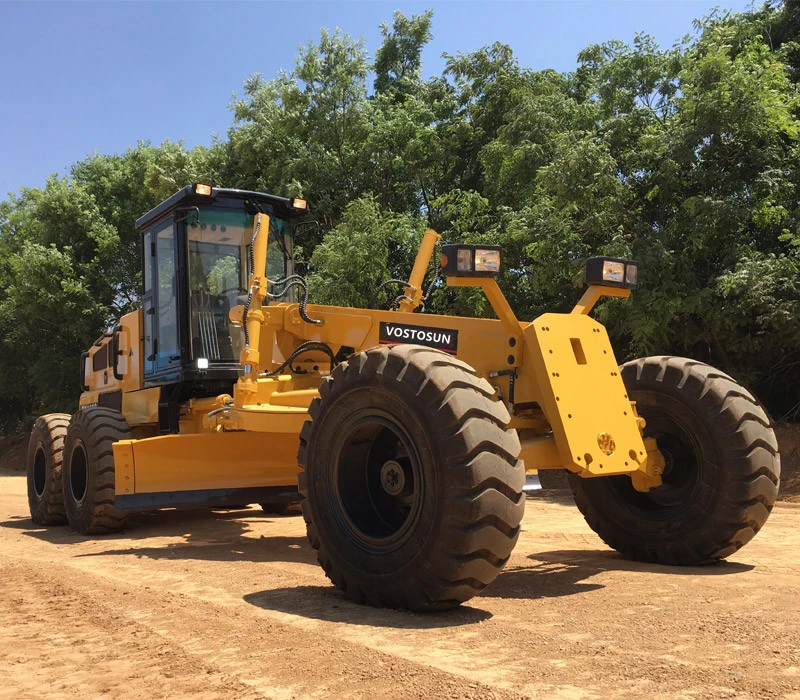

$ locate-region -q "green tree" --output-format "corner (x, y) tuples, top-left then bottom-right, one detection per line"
(374, 10), (434, 97)
(308, 195), (423, 308)
(3, 4), (800, 427)
(224, 27), (371, 241)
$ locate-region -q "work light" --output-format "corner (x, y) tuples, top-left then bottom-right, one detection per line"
(441, 244), (502, 277)
(585, 257), (639, 288)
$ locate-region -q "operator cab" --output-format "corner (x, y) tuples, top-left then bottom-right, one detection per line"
(135, 184), (307, 398)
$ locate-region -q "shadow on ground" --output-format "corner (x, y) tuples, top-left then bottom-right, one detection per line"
(481, 548), (754, 601)
(2, 477), (756, 628)
(243, 585), (493, 629)
(242, 545), (753, 628)
(2, 502), (757, 578)
(0, 507), (313, 564)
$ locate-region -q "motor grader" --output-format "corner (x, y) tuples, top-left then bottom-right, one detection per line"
(27, 184), (781, 611)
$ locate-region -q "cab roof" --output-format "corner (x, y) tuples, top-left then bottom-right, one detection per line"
(135, 185), (304, 231)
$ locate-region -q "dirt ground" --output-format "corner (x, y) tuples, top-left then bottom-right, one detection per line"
(1, 460), (799, 700)
(776, 425), (800, 503)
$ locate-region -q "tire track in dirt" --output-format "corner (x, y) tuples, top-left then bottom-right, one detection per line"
(0, 552), (517, 699)
(0, 559), (262, 700)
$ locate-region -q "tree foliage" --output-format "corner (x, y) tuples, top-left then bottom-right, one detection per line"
(2, 2), (799, 429)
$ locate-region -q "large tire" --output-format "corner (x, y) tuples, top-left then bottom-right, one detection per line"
(298, 344), (525, 611)
(27, 414), (70, 525)
(63, 407), (131, 534)
(569, 356), (780, 565)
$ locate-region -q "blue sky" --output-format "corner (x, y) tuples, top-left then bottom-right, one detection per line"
(0, 0), (754, 199)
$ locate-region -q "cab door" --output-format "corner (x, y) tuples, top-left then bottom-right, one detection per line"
(142, 227), (155, 376)
(143, 216), (181, 381)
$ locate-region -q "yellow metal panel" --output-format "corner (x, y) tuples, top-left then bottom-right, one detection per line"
(215, 404), (309, 434)
(280, 306), (375, 349)
(274, 305), (525, 392)
(235, 409), (308, 434)
(79, 390), (101, 408)
(81, 309), (146, 422)
(123, 431), (299, 495)
(113, 441), (136, 495)
(525, 312), (646, 475)
(116, 310), (143, 391)
(268, 389), (319, 408)
(518, 433), (562, 469)
(121, 387), (159, 426)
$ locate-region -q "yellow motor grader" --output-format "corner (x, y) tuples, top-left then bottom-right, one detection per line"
(27, 184), (781, 610)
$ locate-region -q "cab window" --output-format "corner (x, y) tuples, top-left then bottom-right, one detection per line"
(186, 207), (292, 364)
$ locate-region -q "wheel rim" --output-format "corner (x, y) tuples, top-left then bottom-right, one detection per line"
(607, 409), (705, 518)
(32, 446), (47, 499)
(69, 441), (89, 506)
(332, 409), (424, 552)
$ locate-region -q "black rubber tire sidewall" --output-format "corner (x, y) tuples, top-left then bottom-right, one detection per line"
(63, 408), (130, 534)
(27, 414), (70, 525)
(305, 381), (441, 584)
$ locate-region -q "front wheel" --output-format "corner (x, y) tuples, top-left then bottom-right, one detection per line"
(569, 356), (780, 565)
(298, 345), (525, 611)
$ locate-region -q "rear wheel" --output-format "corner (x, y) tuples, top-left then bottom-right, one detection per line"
(298, 344), (525, 611)
(27, 414), (70, 525)
(569, 356), (780, 564)
(63, 407), (130, 534)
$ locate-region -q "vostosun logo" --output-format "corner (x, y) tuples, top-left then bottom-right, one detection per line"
(378, 322), (459, 354)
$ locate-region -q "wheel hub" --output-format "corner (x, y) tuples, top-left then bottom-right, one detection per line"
(70, 442), (89, 506)
(333, 411), (424, 548)
(380, 460), (406, 496)
(660, 447), (676, 478)
(33, 447), (47, 499)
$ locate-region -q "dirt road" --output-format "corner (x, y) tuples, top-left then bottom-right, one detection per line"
(1, 467), (799, 700)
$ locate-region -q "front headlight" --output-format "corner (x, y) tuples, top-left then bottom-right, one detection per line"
(441, 244), (502, 277)
(456, 248), (473, 272)
(475, 248), (501, 273)
(625, 263), (638, 286)
(585, 257), (639, 288)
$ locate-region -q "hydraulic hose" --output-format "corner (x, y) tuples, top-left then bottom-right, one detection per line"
(266, 276), (323, 325)
(369, 279), (412, 310)
(260, 340), (335, 377)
